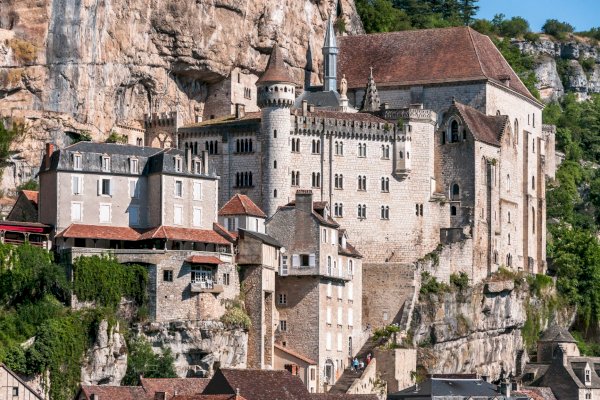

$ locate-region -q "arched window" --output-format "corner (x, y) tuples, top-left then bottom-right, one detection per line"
(508, 211), (511, 223)
(507, 174), (511, 192)
(532, 176), (535, 190)
(494, 251), (498, 264)
(339, 141), (344, 155)
(274, 160), (277, 169)
(508, 234), (511, 245)
(451, 120), (459, 142)
(441, 131), (446, 145)
(532, 207), (536, 233)
(407, 152), (410, 159)
(451, 184), (460, 200)
(274, 129), (277, 138)
(327, 256), (332, 275)
(451, 206), (457, 216)
(236, 140), (240, 153)
(462, 129), (467, 141)
(399, 151), (404, 159)
(514, 119), (519, 144)
(274, 189), (277, 198)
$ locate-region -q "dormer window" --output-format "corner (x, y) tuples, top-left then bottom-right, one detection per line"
(101, 155), (111, 172)
(175, 157), (182, 172)
(193, 160), (202, 174)
(130, 158), (138, 174)
(451, 120), (459, 142)
(73, 153), (82, 170)
(585, 367), (591, 385)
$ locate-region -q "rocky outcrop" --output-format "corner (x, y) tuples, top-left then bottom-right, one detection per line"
(138, 320), (247, 378)
(513, 36), (600, 102)
(413, 280), (527, 380)
(81, 320), (128, 386)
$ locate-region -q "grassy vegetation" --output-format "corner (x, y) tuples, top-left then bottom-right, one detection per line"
(8, 38), (37, 64)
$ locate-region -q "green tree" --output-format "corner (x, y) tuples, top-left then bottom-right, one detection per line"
(459, 0), (479, 25)
(356, 0), (412, 33)
(0, 121), (24, 163)
(122, 337), (177, 386)
(542, 19), (575, 40)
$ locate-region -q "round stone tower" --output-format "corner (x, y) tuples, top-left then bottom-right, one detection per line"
(257, 43), (295, 216)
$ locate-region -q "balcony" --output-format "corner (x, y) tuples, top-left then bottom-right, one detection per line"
(190, 280), (224, 294)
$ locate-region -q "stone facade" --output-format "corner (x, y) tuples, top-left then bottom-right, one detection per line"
(0, 364), (43, 400)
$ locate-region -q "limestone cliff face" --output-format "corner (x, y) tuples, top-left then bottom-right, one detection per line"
(514, 36), (600, 102)
(138, 320), (247, 378)
(81, 320), (128, 386)
(0, 0), (363, 134)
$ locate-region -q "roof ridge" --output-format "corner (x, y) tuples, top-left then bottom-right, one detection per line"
(467, 27), (487, 80)
(338, 25), (470, 40)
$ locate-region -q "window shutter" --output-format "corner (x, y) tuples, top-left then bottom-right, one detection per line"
(292, 254), (300, 267)
(97, 179), (101, 195)
(326, 307), (331, 324)
(78, 177), (83, 194)
(129, 180), (135, 197)
(348, 309), (353, 326)
(348, 282), (353, 300)
(309, 254), (316, 267)
(108, 180), (113, 196)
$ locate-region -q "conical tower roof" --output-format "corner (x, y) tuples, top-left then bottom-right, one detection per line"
(361, 67), (381, 112)
(323, 15), (337, 49)
(257, 43), (295, 85)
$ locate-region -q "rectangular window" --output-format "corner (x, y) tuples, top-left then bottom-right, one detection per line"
(280, 255), (289, 276)
(327, 282), (332, 298)
(129, 179), (138, 198)
(193, 182), (202, 200)
(326, 332), (332, 350)
(102, 156), (111, 172)
(73, 154), (82, 170)
(348, 282), (353, 300)
(337, 284), (343, 299)
(337, 307), (343, 325)
(326, 307), (332, 324)
(175, 180), (183, 197)
(348, 309), (354, 326)
(193, 207), (202, 227)
(163, 270), (173, 282)
(222, 273), (230, 285)
(190, 265), (214, 286)
(130, 158), (138, 174)
(278, 293), (287, 305)
(322, 228), (327, 243)
(226, 217), (238, 231)
(175, 157), (182, 172)
(337, 332), (342, 351)
(71, 202), (82, 222)
(279, 320), (287, 332)
(129, 205), (140, 226)
(12, 387), (19, 396)
(174, 205), (183, 225)
(72, 175), (83, 195)
(194, 160), (202, 174)
(98, 178), (112, 196)
(99, 204), (111, 223)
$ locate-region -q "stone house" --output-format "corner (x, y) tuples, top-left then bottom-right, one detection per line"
(274, 343), (319, 394)
(523, 325), (600, 400)
(0, 363), (44, 400)
(37, 141), (241, 323)
(265, 190), (364, 392)
(218, 193), (267, 233)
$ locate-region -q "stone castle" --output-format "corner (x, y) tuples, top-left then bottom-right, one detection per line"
(120, 21), (554, 328)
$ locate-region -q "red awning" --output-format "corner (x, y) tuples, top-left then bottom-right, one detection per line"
(185, 255), (223, 265)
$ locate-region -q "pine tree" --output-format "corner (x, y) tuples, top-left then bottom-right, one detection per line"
(460, 0), (480, 25)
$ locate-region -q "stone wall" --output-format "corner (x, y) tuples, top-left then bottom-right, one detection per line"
(347, 358), (385, 399)
(80, 320), (128, 386)
(373, 348), (416, 394)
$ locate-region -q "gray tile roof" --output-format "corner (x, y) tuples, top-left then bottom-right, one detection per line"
(390, 377), (504, 399)
(539, 324), (577, 343)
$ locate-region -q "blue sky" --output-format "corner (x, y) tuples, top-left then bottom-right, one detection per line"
(476, 0), (599, 32)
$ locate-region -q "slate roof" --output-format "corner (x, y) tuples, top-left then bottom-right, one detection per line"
(338, 26), (539, 104)
(282, 199), (340, 228)
(452, 101), (509, 147)
(539, 324), (577, 343)
(306, 109), (388, 124)
(238, 229), (282, 248)
(389, 377), (503, 399)
(274, 342), (317, 365)
(338, 242), (362, 259)
(140, 377), (210, 397)
(219, 194), (267, 218)
(256, 43), (295, 85)
(181, 112), (261, 129)
(313, 395), (378, 400)
(202, 368), (310, 400)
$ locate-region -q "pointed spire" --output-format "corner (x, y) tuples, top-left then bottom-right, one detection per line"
(322, 14), (339, 92)
(361, 67), (380, 112)
(257, 42), (295, 85)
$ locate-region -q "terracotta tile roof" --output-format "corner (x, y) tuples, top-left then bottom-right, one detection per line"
(256, 43), (295, 85)
(185, 255), (223, 265)
(138, 226), (231, 245)
(338, 26), (538, 103)
(202, 368), (310, 400)
(312, 395), (378, 400)
(79, 385), (146, 400)
(219, 194), (266, 218)
(21, 190), (39, 207)
(338, 242), (362, 259)
(274, 343), (317, 365)
(56, 224), (141, 241)
(212, 222), (237, 242)
(141, 377), (210, 397)
(172, 395), (246, 400)
(453, 101), (509, 147)
(515, 387), (557, 400)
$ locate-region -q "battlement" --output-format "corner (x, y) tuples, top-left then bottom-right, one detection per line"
(542, 124), (556, 135)
(382, 108), (437, 124)
(293, 114), (395, 139)
(144, 111), (179, 128)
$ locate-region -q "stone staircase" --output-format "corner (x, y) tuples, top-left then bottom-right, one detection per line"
(328, 336), (381, 394)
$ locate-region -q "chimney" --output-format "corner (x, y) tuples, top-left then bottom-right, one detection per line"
(186, 147), (192, 172)
(308, 104), (315, 113)
(500, 381), (511, 398)
(295, 190), (313, 216)
(154, 392), (167, 400)
(380, 103), (389, 110)
(45, 142), (54, 169)
(201, 150), (209, 175)
(499, 74), (511, 87)
(302, 100), (308, 116)
(235, 104), (246, 119)
(90, 394), (98, 400)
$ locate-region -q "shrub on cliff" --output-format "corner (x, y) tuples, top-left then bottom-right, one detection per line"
(542, 19), (575, 40)
(450, 272), (470, 291)
(122, 336), (177, 386)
